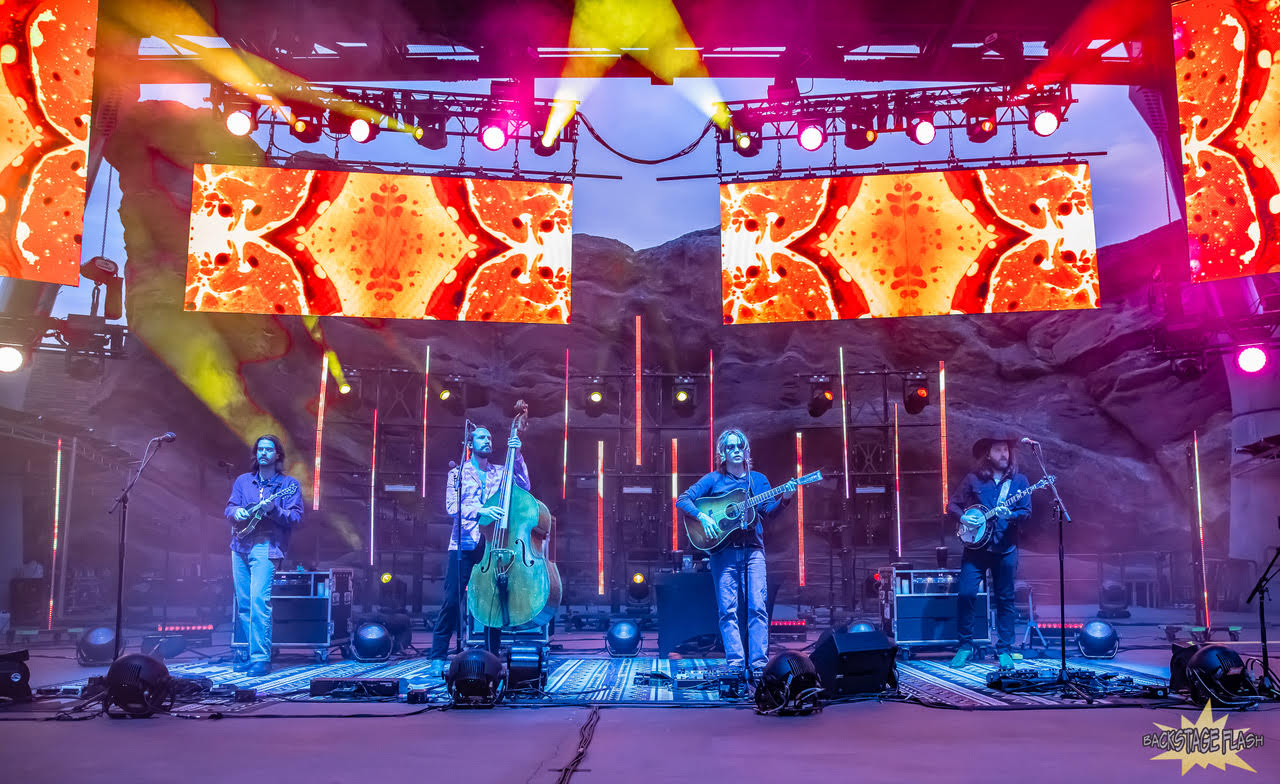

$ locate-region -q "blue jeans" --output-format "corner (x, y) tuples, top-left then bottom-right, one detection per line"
(709, 547), (768, 670)
(232, 543), (278, 663)
(958, 547), (1018, 651)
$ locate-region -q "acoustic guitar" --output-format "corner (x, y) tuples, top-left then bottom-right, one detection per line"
(956, 475), (1055, 549)
(232, 483), (298, 540)
(684, 470), (824, 552)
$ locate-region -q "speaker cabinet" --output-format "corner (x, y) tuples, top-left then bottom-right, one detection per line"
(655, 572), (719, 656)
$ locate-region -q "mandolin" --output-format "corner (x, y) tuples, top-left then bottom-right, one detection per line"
(956, 475), (1055, 549)
(684, 470), (824, 552)
(232, 483), (298, 540)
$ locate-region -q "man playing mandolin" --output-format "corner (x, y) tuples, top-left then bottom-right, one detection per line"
(947, 435), (1030, 669)
(430, 425), (527, 661)
(224, 434), (303, 676)
(676, 428), (796, 681)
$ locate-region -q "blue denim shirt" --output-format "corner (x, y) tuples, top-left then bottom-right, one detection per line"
(224, 471), (304, 558)
(676, 469), (790, 550)
(947, 470), (1031, 553)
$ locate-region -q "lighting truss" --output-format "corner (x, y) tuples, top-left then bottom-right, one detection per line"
(715, 82), (1073, 149)
(0, 314), (128, 359)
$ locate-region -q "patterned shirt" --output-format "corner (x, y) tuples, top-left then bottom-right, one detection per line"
(444, 453), (530, 550)
(224, 471), (304, 559)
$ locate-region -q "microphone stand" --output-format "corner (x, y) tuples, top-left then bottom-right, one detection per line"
(1029, 442), (1090, 701)
(107, 437), (168, 660)
(451, 422), (475, 656)
(1245, 547), (1279, 695)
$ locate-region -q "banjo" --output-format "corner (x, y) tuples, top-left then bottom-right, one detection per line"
(956, 475), (1055, 549)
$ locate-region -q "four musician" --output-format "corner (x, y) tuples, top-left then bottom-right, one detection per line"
(429, 426), (527, 661)
(947, 435), (1031, 669)
(676, 428), (797, 679)
(222, 418), (1043, 676)
(224, 434), (304, 676)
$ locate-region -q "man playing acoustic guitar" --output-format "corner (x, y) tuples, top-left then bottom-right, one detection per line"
(676, 428), (796, 681)
(947, 435), (1030, 670)
(224, 434), (303, 676)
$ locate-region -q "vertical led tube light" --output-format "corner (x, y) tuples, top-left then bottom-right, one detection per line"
(48, 438), (62, 629)
(939, 360), (948, 513)
(839, 346), (850, 499)
(893, 402), (903, 558)
(313, 351), (329, 510)
(370, 407), (378, 566)
(562, 348), (570, 499)
(671, 437), (679, 551)
(635, 315), (642, 466)
(1193, 430), (1210, 630)
(597, 440), (605, 595)
(421, 345), (430, 499)
(796, 431), (806, 587)
(708, 349), (715, 471)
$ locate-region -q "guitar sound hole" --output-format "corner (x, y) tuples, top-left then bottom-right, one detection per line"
(724, 506), (738, 521)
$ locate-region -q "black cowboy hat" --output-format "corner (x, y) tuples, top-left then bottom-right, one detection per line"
(971, 433), (1021, 460)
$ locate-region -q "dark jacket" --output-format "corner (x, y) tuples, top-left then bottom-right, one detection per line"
(947, 470), (1030, 553)
(676, 469), (791, 550)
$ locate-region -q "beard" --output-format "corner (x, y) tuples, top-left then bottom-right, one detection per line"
(473, 445), (492, 458)
(988, 455), (1010, 471)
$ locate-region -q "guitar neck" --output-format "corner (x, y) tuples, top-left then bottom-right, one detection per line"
(744, 471), (820, 508)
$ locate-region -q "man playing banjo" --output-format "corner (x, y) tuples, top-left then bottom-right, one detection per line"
(947, 434), (1031, 669)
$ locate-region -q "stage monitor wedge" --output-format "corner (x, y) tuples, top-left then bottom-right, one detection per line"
(186, 164), (573, 324)
(720, 163), (1099, 323)
(810, 628), (898, 696)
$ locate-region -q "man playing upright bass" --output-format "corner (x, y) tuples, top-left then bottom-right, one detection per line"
(677, 428), (796, 681)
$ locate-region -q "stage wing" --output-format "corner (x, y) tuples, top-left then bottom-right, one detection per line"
(0, 0), (98, 286)
(720, 163), (1099, 323)
(1172, 0), (1280, 284)
(185, 164), (573, 323)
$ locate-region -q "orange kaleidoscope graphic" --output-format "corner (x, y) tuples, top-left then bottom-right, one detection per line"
(1174, 0), (1280, 283)
(186, 165), (573, 324)
(0, 0), (98, 286)
(720, 164), (1099, 324)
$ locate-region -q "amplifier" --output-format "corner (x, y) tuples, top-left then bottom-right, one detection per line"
(309, 677), (405, 698)
(878, 567), (989, 646)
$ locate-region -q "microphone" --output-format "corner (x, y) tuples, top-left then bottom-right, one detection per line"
(448, 460), (458, 469)
(1019, 437), (1040, 447)
(151, 432), (177, 443)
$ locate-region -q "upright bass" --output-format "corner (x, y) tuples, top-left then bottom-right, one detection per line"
(468, 400), (562, 630)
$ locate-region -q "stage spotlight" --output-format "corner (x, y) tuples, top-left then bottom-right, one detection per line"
(903, 374), (930, 415)
(728, 115), (763, 157)
(380, 571), (394, 584)
(77, 626), (116, 666)
(339, 381), (352, 395)
(1076, 620), (1119, 659)
(964, 98), (998, 143)
(1027, 97), (1062, 137)
(225, 109), (257, 137)
(754, 652), (823, 715)
(850, 622), (876, 633)
(1171, 355), (1205, 381)
(0, 346), (24, 373)
(807, 375), (834, 418)
(478, 117), (510, 151)
(105, 654), (172, 718)
(414, 116), (447, 150)
(329, 113), (378, 143)
(446, 649), (506, 706)
(437, 376), (467, 415)
(533, 108), (570, 156)
(351, 621), (393, 662)
(1183, 644), (1259, 707)
(906, 111), (936, 145)
(1236, 345), (1268, 373)
(506, 643), (548, 691)
(605, 620), (643, 657)
(287, 104), (323, 144)
(1098, 580), (1131, 619)
(797, 120), (826, 151)
(671, 376), (697, 417)
(0, 650), (31, 703)
(584, 377), (608, 417)
(627, 571), (650, 602)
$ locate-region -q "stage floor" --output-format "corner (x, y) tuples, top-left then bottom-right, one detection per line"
(4, 627), (1279, 782)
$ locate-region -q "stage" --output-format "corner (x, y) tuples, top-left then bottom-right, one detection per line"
(2, 626), (1277, 782)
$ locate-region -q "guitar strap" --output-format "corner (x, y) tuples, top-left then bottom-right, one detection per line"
(996, 478), (1011, 507)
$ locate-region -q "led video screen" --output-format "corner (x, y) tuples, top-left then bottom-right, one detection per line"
(186, 165), (572, 323)
(721, 164), (1098, 323)
(1173, 0), (1280, 283)
(0, 0), (98, 286)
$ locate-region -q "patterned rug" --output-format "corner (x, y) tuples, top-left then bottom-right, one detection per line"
(40, 655), (1169, 710)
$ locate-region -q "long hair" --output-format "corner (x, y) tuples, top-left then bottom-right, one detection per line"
(714, 428), (753, 474)
(975, 442), (1016, 481)
(248, 434), (286, 474)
